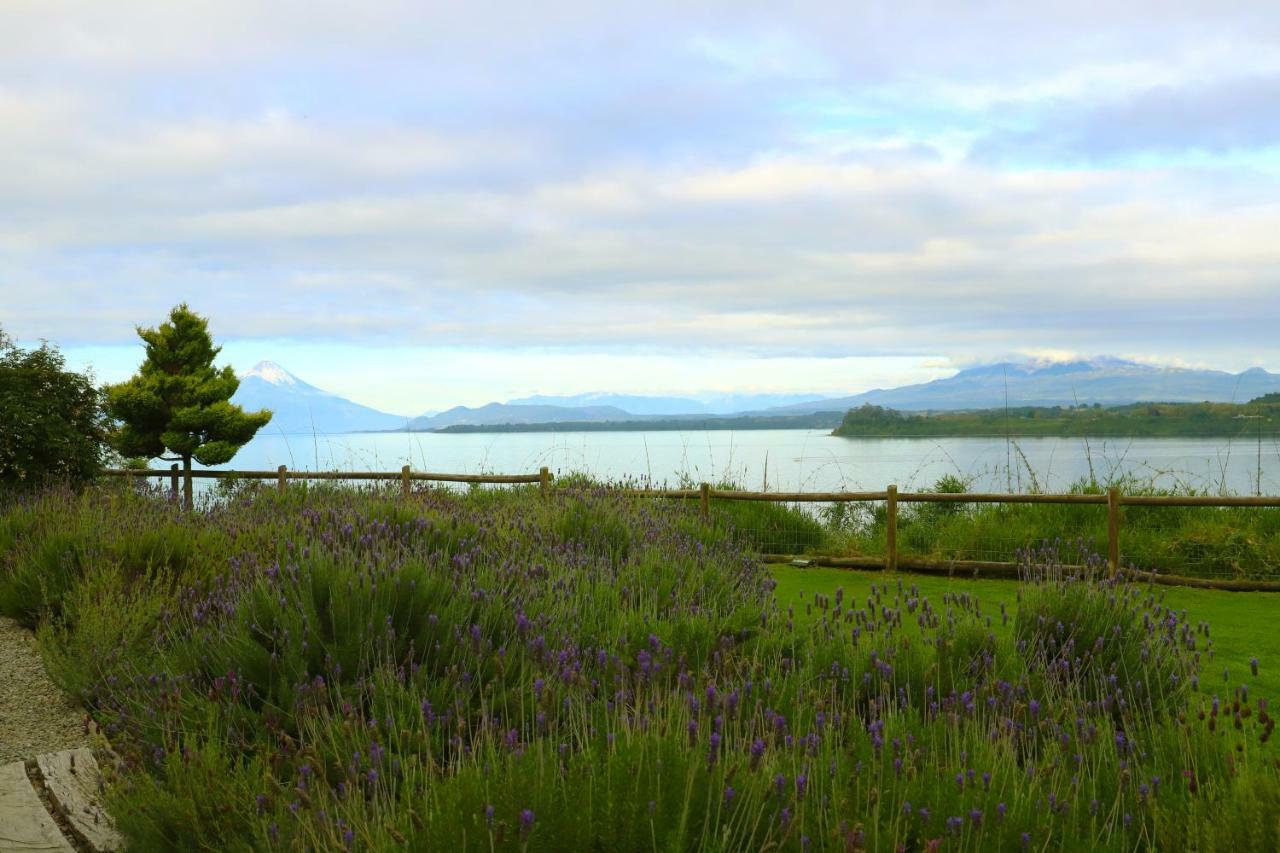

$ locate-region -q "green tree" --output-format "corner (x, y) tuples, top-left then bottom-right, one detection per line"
(105, 305), (271, 508)
(0, 328), (109, 491)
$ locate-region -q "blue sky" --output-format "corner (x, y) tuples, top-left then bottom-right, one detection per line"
(2, 1), (1278, 414)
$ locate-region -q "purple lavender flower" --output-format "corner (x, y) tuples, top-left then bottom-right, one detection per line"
(750, 739), (765, 770)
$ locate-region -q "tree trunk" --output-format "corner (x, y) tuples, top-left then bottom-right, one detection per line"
(183, 454), (193, 511)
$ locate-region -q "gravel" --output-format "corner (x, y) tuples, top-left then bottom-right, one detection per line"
(0, 617), (88, 764)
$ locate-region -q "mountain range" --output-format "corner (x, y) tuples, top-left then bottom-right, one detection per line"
(232, 358), (1280, 434)
(507, 392), (827, 416)
(767, 358), (1280, 414)
(232, 362), (410, 434)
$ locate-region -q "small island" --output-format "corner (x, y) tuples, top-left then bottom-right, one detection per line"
(832, 395), (1280, 438)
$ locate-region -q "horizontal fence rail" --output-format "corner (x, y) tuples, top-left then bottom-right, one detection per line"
(102, 467), (545, 484)
(99, 468), (1280, 592)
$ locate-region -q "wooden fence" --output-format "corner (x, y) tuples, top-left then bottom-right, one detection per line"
(100, 469), (1280, 592)
(102, 465), (553, 497)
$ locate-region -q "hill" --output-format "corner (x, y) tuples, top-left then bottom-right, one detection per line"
(832, 398), (1280, 438)
(773, 358), (1280, 413)
(231, 362), (410, 435)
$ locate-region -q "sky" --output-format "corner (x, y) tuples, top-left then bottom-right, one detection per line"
(2, 1), (1279, 414)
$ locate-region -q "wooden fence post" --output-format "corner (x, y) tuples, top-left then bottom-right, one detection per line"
(1107, 486), (1120, 576)
(700, 482), (711, 521)
(539, 466), (550, 498)
(886, 485), (898, 572)
(277, 464), (288, 494)
(169, 463), (179, 500)
(401, 465), (411, 497)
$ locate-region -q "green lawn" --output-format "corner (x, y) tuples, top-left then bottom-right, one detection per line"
(772, 565), (1280, 706)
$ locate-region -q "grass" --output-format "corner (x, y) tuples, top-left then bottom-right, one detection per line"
(737, 475), (1280, 580)
(3, 481), (1280, 850)
(773, 566), (1280, 709)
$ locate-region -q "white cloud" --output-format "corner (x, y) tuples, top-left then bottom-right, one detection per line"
(1, 0), (1278, 399)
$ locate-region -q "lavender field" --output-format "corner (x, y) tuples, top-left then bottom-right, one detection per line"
(1, 482), (1278, 850)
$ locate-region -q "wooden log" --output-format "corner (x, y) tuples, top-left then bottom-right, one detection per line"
(707, 489), (888, 502)
(406, 472), (542, 484)
(35, 750), (122, 852)
(761, 554), (886, 570)
(700, 483), (711, 520)
(277, 465), (287, 494)
(1120, 495), (1280, 507)
(539, 466), (550, 498)
(169, 463), (179, 499)
(897, 558), (1023, 578)
(630, 489), (703, 499)
(401, 465), (411, 497)
(897, 492), (1108, 504)
(1122, 570), (1280, 592)
(102, 468), (543, 484)
(762, 553), (1280, 592)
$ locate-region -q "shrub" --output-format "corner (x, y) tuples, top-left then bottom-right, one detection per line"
(1015, 544), (1196, 719)
(0, 333), (108, 492)
(4, 484), (1278, 851)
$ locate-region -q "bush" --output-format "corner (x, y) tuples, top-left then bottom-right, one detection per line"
(1015, 544), (1196, 719)
(0, 332), (108, 492)
(6, 484), (1280, 851)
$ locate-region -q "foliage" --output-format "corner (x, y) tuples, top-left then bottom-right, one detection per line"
(710, 482), (827, 554)
(4, 483), (1280, 850)
(104, 304), (271, 474)
(0, 329), (109, 491)
(816, 476), (1280, 580)
(833, 399), (1280, 438)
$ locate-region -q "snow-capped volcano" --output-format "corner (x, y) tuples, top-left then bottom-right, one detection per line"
(240, 360), (298, 386)
(232, 361), (409, 434)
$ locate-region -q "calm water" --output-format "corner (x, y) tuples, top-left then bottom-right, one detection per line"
(206, 429), (1280, 496)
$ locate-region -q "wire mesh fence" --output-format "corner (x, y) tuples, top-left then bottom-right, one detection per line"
(1118, 503), (1280, 579)
(708, 496), (838, 557)
(100, 468), (1280, 587)
(894, 498), (1109, 568)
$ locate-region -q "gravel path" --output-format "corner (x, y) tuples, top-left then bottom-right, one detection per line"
(0, 617), (88, 765)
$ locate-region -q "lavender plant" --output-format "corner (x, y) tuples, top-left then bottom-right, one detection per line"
(2, 483), (1278, 850)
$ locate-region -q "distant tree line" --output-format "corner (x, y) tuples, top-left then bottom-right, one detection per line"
(832, 400), (1280, 438)
(434, 411), (846, 434)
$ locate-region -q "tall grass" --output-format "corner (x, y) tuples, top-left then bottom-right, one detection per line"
(2, 482), (1279, 850)
(741, 474), (1280, 580)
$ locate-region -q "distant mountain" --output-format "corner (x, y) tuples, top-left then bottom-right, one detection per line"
(770, 358), (1280, 413)
(508, 392), (827, 416)
(232, 361), (410, 434)
(405, 403), (633, 430)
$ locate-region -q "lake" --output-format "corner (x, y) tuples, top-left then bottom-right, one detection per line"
(206, 429), (1280, 496)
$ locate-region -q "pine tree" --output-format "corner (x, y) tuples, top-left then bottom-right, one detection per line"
(106, 305), (271, 508)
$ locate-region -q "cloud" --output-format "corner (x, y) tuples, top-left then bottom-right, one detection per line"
(1, 0), (1278, 383)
